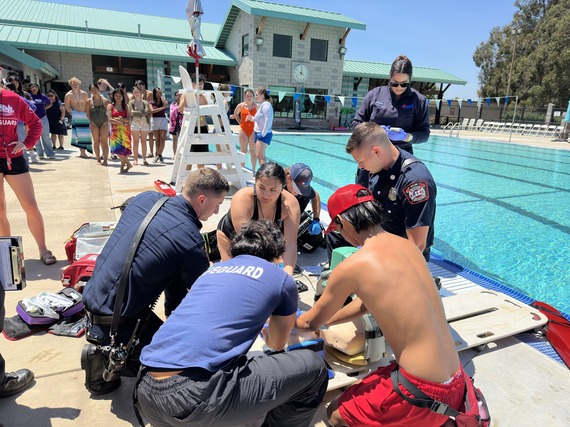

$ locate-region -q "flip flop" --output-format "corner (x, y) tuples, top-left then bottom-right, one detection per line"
(40, 250), (57, 265)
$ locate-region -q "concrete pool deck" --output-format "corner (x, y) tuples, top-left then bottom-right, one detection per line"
(0, 128), (569, 426)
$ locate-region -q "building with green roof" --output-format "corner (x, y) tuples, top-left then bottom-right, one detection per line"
(0, 0), (466, 126)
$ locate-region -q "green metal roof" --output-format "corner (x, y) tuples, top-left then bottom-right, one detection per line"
(343, 60), (467, 85)
(0, 0), (221, 44)
(0, 41), (59, 77)
(217, 0), (366, 48)
(234, 0), (366, 29)
(0, 24), (237, 66)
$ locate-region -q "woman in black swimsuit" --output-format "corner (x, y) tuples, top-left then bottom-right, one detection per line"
(217, 162), (301, 276)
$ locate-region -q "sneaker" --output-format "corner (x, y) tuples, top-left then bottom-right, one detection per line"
(111, 155), (118, 160)
(153, 156), (160, 164)
(159, 155), (165, 164)
(0, 369), (34, 398)
(80, 344), (121, 395)
(47, 156), (56, 159)
(29, 152), (39, 163)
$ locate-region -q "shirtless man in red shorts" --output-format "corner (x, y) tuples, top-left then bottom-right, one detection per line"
(297, 184), (466, 427)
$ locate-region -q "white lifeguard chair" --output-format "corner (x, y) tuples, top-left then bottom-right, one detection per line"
(170, 66), (253, 191)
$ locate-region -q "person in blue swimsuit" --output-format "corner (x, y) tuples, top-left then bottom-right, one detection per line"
(135, 219), (328, 427)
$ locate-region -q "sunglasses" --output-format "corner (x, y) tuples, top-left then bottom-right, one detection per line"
(389, 81), (410, 88)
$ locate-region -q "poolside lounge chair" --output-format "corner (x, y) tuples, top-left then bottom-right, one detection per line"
(474, 119), (484, 131)
(493, 122), (505, 133)
(459, 117), (470, 130)
(537, 124), (549, 136)
(525, 123), (540, 135)
(550, 125), (564, 139)
(545, 125), (557, 137)
(519, 123), (532, 135)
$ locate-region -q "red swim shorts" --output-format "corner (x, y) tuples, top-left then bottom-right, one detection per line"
(337, 362), (466, 426)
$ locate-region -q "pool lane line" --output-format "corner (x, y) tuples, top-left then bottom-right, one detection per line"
(272, 137), (570, 194)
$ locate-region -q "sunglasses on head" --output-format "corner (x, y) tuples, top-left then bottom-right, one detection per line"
(389, 81), (410, 88)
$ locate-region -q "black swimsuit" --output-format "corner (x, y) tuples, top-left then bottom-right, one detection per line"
(217, 192), (283, 239)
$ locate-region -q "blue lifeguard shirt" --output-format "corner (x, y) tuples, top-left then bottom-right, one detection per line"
(140, 255), (298, 372)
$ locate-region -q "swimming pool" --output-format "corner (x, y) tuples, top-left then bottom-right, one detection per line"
(262, 133), (570, 315)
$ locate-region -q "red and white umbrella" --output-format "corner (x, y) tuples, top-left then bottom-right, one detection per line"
(186, 0), (206, 68)
(185, 0), (206, 135)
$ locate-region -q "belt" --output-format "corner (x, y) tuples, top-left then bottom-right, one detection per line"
(85, 310), (114, 326)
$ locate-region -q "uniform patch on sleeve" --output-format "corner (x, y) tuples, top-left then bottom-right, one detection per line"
(403, 181), (429, 204)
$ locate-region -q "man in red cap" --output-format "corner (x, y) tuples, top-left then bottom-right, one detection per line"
(296, 184), (469, 427)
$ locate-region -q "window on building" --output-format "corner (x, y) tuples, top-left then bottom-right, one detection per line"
(242, 34), (249, 57)
(268, 87), (328, 120)
(310, 39), (328, 62)
(301, 88), (328, 119)
(273, 34), (292, 58)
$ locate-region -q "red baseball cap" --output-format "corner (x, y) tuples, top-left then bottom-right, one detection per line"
(326, 184), (375, 233)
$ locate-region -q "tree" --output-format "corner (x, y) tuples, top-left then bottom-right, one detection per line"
(473, 0), (570, 106)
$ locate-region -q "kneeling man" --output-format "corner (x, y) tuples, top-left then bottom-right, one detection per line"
(135, 220), (329, 427)
(297, 184), (466, 427)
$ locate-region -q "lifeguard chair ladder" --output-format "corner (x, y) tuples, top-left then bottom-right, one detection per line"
(170, 66), (253, 191)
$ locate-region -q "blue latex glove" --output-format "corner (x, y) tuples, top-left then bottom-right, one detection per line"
(308, 219), (322, 235)
(386, 127), (408, 141)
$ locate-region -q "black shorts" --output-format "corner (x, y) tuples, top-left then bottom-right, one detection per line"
(0, 156), (29, 175)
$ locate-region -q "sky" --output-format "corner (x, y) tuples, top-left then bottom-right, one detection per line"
(41, 0), (518, 99)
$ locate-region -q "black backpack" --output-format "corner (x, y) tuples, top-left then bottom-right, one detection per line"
(297, 211), (324, 253)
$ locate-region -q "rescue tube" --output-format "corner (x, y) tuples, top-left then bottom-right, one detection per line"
(531, 301), (570, 369)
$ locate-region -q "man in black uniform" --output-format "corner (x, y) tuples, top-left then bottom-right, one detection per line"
(81, 168), (229, 395)
(327, 122), (436, 262)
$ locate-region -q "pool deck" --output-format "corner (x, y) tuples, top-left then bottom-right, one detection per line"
(0, 129), (569, 426)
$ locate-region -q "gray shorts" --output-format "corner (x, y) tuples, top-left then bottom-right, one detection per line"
(135, 350), (328, 427)
(152, 117), (168, 131)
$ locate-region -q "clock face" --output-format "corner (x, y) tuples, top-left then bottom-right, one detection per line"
(294, 64), (309, 83)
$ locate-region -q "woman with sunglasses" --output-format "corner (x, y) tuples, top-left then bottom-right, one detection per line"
(352, 55), (430, 154)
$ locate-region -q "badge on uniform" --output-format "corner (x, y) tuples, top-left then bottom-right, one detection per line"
(403, 181), (429, 204)
(388, 187), (397, 201)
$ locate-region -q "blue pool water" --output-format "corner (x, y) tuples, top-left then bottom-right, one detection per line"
(261, 133), (570, 314)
